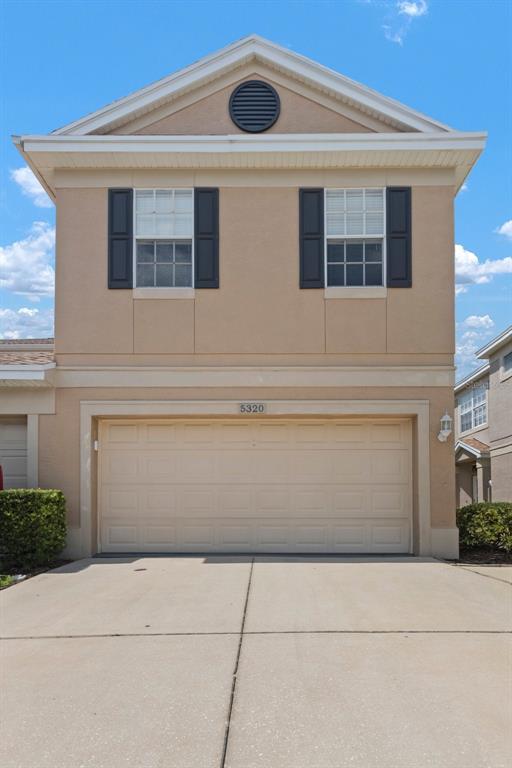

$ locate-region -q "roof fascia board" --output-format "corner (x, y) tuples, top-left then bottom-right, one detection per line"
(454, 363), (490, 393)
(51, 36), (453, 137)
(19, 131), (487, 155)
(476, 326), (512, 358)
(0, 365), (55, 386)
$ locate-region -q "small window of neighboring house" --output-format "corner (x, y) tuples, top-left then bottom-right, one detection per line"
(458, 383), (488, 433)
(503, 350), (512, 373)
(325, 189), (385, 287)
(134, 189), (193, 288)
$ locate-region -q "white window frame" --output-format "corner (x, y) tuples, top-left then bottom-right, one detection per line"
(133, 188), (195, 291)
(458, 383), (488, 435)
(324, 188), (387, 289)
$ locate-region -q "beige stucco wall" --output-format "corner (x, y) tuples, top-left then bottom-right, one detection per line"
(487, 346), (512, 502)
(488, 347), (512, 448)
(38, 386), (455, 545)
(50, 166), (457, 555)
(490, 452), (512, 502)
(456, 463), (474, 508)
(54, 184), (454, 362)
(134, 78), (373, 136)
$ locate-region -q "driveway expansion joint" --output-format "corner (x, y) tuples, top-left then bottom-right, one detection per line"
(220, 556), (254, 768)
(439, 558), (512, 586)
(2, 629), (510, 641)
(458, 566), (512, 586)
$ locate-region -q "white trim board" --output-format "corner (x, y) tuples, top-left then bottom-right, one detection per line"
(76, 398), (432, 559)
(50, 35), (453, 136)
(17, 131), (487, 154)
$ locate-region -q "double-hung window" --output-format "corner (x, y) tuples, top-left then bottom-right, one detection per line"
(325, 188), (385, 287)
(458, 383), (488, 433)
(134, 189), (193, 288)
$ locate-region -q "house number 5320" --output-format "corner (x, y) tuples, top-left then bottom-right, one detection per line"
(239, 403), (267, 414)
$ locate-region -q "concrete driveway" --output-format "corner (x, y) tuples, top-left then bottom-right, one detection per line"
(1, 556), (511, 768)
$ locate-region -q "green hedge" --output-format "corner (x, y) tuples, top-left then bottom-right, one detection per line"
(0, 489), (67, 570)
(457, 502), (512, 553)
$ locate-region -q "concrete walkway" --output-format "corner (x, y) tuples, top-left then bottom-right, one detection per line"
(1, 556), (511, 768)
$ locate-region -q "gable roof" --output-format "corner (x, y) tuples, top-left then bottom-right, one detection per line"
(52, 35), (452, 136)
(476, 325), (512, 359)
(455, 437), (490, 461)
(454, 363), (490, 394)
(13, 35), (486, 200)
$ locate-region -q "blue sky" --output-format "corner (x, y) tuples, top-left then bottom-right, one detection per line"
(0, 0), (510, 376)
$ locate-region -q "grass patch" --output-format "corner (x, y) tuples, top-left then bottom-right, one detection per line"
(0, 574), (14, 590)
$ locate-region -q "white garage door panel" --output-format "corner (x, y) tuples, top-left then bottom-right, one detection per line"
(99, 418), (412, 554)
(0, 417), (27, 489)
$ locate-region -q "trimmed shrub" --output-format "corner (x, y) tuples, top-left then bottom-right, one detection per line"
(457, 502), (512, 553)
(0, 489), (67, 570)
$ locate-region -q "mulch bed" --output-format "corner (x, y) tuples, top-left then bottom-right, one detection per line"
(457, 547), (512, 565)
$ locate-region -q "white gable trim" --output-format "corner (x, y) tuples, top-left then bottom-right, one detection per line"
(455, 440), (489, 460)
(51, 35), (453, 137)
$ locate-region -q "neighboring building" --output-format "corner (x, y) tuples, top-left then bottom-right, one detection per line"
(455, 326), (512, 506)
(1, 36), (486, 558)
(0, 339), (54, 489)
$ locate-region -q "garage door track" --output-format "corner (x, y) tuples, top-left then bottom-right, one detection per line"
(1, 556), (511, 768)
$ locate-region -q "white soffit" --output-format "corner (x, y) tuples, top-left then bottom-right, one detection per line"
(49, 35), (453, 136)
(14, 131), (487, 200)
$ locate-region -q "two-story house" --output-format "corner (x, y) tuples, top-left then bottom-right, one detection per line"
(1, 36), (485, 559)
(455, 325), (512, 506)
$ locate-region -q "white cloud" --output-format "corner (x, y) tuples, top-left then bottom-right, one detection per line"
(383, 26), (405, 44)
(0, 307), (54, 340)
(461, 314), (494, 330)
(455, 317), (495, 375)
(10, 166), (53, 208)
(0, 221), (55, 301)
(398, 0), (427, 17)
(496, 219), (512, 240)
(455, 243), (512, 293)
(382, 0), (428, 44)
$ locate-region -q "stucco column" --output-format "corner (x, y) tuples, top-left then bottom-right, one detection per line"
(475, 461), (485, 503)
(26, 415), (39, 488)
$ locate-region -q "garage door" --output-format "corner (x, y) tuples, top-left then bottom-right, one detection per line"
(0, 417), (28, 489)
(98, 418), (412, 554)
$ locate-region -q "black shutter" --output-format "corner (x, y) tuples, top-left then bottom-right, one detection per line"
(386, 187), (411, 288)
(108, 189), (133, 289)
(299, 189), (324, 288)
(194, 188), (219, 288)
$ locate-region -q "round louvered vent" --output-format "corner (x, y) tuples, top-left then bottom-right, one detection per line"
(229, 80), (280, 133)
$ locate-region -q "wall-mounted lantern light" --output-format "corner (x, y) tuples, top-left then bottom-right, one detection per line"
(437, 412), (453, 442)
